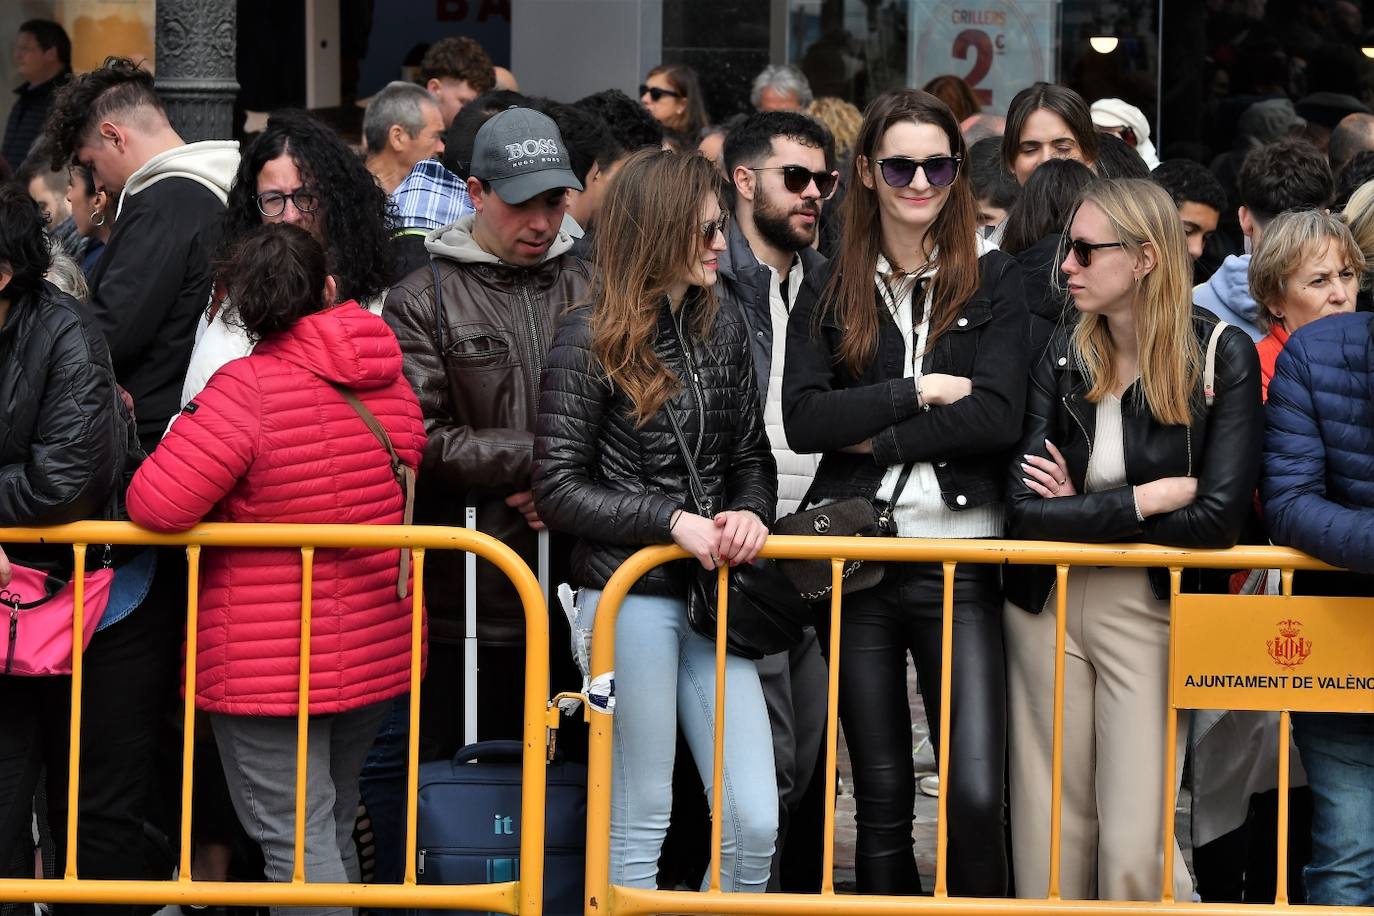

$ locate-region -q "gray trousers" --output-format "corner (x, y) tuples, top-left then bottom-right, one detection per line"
(756, 627), (828, 891)
(210, 702), (389, 916)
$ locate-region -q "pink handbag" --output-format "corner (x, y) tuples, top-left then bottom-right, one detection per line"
(2, 563), (114, 676)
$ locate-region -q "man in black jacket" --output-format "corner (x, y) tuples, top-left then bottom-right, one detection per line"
(46, 57), (239, 451)
(1, 19), (69, 172)
(716, 110), (835, 892)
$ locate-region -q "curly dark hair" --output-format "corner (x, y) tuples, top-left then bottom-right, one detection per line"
(420, 36), (496, 93)
(221, 109), (394, 304)
(217, 223), (328, 343)
(1151, 159), (1226, 214)
(574, 89), (663, 158)
(0, 183), (53, 302)
(46, 57), (163, 170)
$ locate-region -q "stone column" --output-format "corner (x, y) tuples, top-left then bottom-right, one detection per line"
(155, 0), (239, 141)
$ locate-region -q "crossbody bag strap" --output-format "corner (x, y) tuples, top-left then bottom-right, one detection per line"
(1203, 320), (1230, 408)
(329, 382), (415, 599)
(664, 404), (713, 516)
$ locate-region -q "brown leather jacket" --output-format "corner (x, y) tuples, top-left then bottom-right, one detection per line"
(383, 216), (592, 645)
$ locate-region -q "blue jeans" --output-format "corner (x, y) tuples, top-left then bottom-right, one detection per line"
(578, 588), (777, 892)
(1293, 712), (1374, 905)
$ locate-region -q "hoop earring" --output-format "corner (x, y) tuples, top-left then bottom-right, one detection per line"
(91, 209), (106, 228)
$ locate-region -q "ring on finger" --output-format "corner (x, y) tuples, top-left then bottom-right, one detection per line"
(1056, 478), (1066, 486)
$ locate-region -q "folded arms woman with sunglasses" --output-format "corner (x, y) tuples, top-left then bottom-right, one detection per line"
(1003, 179), (1262, 900)
(534, 149), (778, 892)
(782, 88), (1029, 896)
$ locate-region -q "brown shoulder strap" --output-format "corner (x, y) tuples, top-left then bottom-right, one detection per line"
(1204, 320), (1229, 409)
(329, 382), (415, 599)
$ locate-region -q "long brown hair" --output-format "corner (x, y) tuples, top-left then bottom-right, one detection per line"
(1001, 82), (1100, 175)
(922, 74), (982, 122)
(647, 64), (710, 136)
(1065, 179), (1199, 425)
(590, 148), (723, 426)
(823, 89), (981, 375)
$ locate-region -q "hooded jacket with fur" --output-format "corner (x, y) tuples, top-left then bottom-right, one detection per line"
(90, 140), (239, 450)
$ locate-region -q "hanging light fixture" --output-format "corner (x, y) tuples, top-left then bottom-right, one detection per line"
(1090, 35), (1120, 53)
(1363, 46), (1374, 59)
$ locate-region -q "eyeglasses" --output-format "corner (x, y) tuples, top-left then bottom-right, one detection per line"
(875, 155), (961, 189)
(749, 165), (839, 200)
(1069, 239), (1126, 267)
(639, 85), (683, 102)
(700, 212), (729, 244)
(256, 189), (320, 218)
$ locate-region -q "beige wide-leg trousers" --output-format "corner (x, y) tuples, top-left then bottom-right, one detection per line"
(1005, 566), (1194, 901)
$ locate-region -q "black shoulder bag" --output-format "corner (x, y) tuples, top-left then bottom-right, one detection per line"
(663, 404), (811, 660)
(772, 463), (915, 603)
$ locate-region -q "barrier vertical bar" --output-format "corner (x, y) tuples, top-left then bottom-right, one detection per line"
(1160, 566), (1183, 903)
(178, 546), (203, 883)
(64, 544), (88, 878)
(820, 559), (844, 895)
(1275, 566), (1295, 905)
(708, 563), (729, 893)
(292, 547), (315, 883)
(1046, 563), (1069, 900)
(933, 561), (956, 897)
(403, 548), (425, 885)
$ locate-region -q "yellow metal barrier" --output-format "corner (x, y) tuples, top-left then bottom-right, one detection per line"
(0, 521), (550, 914)
(583, 536), (1371, 916)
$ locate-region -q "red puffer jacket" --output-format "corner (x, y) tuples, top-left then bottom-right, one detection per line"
(127, 303), (428, 715)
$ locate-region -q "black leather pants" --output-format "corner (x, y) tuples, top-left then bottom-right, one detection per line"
(837, 561), (1009, 896)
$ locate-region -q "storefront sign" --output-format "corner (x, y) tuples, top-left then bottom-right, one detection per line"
(1173, 595), (1374, 713)
(909, 0), (1057, 114)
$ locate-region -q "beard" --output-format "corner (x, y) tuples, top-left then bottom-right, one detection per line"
(752, 186), (819, 254)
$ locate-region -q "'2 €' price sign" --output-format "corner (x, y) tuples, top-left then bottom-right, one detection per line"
(909, 0), (1056, 115)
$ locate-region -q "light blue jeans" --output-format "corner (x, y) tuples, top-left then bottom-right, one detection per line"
(578, 588), (778, 892)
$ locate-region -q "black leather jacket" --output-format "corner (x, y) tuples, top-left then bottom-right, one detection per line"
(782, 250), (1030, 511)
(533, 294), (776, 596)
(1004, 308), (1263, 612)
(0, 282), (140, 570)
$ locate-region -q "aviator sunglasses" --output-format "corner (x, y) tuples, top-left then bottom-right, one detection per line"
(639, 85), (683, 102)
(749, 165), (839, 200)
(875, 155), (961, 189)
(1068, 238), (1126, 267)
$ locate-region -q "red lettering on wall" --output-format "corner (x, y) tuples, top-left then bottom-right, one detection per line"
(953, 29), (994, 106)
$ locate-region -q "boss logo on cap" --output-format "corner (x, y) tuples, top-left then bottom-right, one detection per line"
(505, 138), (561, 160)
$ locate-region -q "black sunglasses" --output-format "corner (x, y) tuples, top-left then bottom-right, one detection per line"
(749, 165), (839, 200)
(256, 189), (320, 218)
(875, 155), (961, 189)
(639, 85), (683, 102)
(1069, 239), (1126, 267)
(700, 212), (729, 244)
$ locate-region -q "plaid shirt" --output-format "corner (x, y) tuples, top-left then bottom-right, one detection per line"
(392, 159), (474, 230)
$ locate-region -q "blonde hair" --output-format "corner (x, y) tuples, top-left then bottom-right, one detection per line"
(1067, 179), (1199, 426)
(1250, 209), (1365, 331)
(806, 97), (862, 165)
(1342, 179), (1374, 276)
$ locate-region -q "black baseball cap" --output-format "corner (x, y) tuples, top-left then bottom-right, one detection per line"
(471, 106), (583, 204)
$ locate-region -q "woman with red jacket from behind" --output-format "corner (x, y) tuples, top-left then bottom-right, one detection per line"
(127, 223), (426, 913)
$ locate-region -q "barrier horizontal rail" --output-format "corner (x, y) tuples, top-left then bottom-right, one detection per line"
(0, 521), (550, 915)
(584, 536), (1368, 916)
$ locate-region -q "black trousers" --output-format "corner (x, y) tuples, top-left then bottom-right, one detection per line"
(838, 561), (1009, 896)
(0, 567), (180, 916)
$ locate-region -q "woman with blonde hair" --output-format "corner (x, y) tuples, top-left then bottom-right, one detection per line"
(806, 96), (863, 169)
(534, 149), (778, 892)
(1005, 178), (1263, 900)
(1250, 209), (1363, 399)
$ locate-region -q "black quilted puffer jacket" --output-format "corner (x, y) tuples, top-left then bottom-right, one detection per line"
(0, 281), (140, 570)
(533, 293), (777, 596)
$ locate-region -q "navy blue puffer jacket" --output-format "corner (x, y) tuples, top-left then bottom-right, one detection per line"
(1262, 311), (1374, 573)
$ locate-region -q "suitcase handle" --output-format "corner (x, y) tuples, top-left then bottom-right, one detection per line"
(452, 740), (525, 766)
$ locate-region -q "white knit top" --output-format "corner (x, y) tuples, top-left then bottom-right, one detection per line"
(763, 257), (820, 516)
(1085, 394), (1128, 493)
